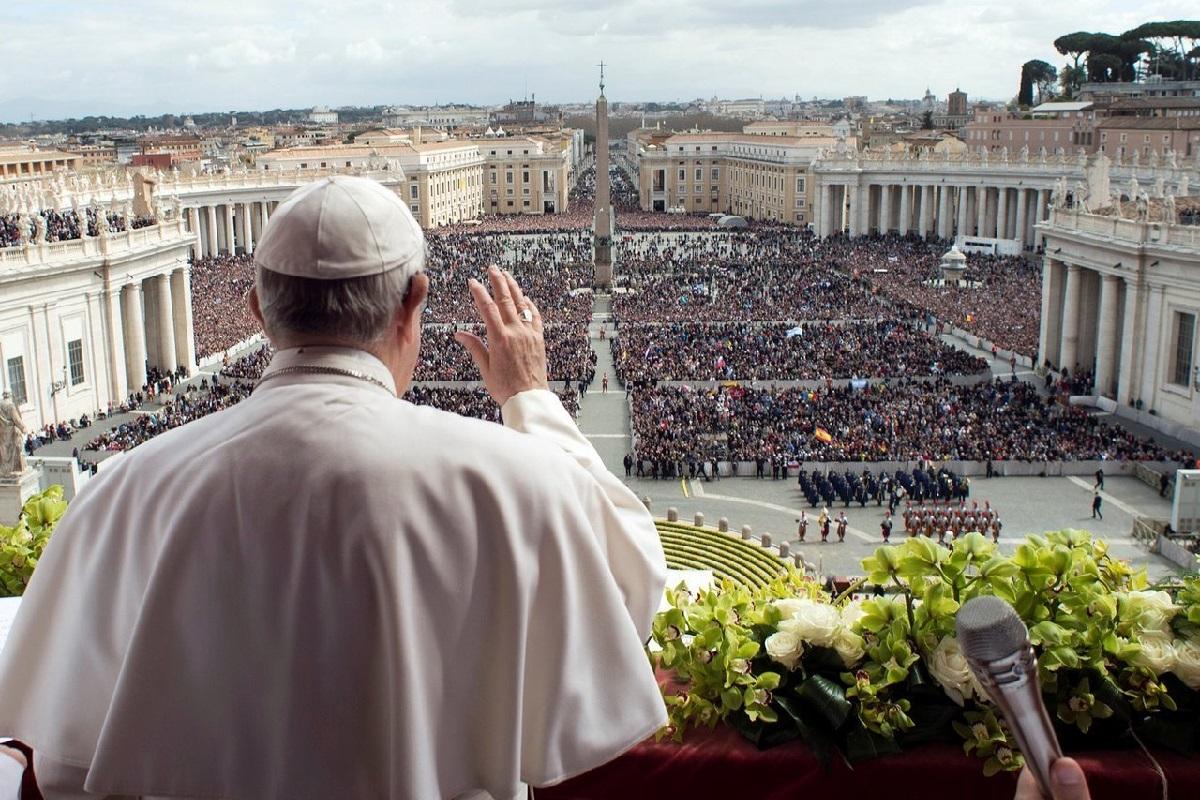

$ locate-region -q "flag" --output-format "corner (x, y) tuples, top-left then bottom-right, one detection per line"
(814, 427), (833, 444)
(785, 325), (804, 338)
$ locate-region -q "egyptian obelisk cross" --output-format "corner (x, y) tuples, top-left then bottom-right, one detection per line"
(592, 61), (615, 287)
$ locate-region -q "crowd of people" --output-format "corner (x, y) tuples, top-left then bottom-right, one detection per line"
(828, 234), (1042, 358)
(189, 255), (261, 358)
(628, 377), (1194, 467)
(0, 208), (156, 248)
(406, 385), (581, 421)
(416, 324), (595, 385)
(84, 354), (263, 453)
(613, 320), (987, 384)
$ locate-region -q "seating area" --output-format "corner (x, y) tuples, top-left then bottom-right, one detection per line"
(655, 520), (786, 590)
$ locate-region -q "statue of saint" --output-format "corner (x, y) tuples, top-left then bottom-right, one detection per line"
(33, 213), (47, 244)
(1164, 193), (1177, 224)
(1136, 192), (1150, 222)
(0, 390), (28, 475)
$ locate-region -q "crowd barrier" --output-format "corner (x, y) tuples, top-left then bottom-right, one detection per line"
(1154, 533), (1199, 571)
(690, 459), (1176, 480)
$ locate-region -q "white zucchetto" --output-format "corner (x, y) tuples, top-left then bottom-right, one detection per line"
(253, 175), (425, 280)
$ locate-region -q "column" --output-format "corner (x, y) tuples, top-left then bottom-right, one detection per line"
(879, 184), (892, 234)
(121, 282), (147, 391)
(955, 186), (968, 240)
(917, 185), (930, 238)
(937, 184), (951, 239)
(975, 186), (987, 238)
(818, 184), (831, 237)
(1014, 189), (1028, 248)
(240, 203), (254, 254)
(1139, 285), (1165, 408)
(1037, 258), (1059, 368)
(171, 267), (197, 373)
(104, 288), (128, 401)
(847, 186), (861, 237)
(996, 188), (1009, 239)
(259, 200), (269, 234)
(153, 274), (177, 373)
(224, 204), (236, 255)
(1094, 275), (1119, 398)
(1060, 264), (1083, 372)
(205, 205), (218, 258)
(898, 185), (910, 236)
(1117, 279), (1141, 403)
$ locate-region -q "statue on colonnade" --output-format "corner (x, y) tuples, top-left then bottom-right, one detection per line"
(0, 391), (28, 476)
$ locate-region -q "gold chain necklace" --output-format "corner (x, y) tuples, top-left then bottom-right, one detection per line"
(255, 365), (395, 396)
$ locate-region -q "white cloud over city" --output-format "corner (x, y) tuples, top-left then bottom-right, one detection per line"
(0, 0), (1195, 121)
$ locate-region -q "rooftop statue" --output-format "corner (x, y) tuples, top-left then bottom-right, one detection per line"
(0, 391), (28, 476)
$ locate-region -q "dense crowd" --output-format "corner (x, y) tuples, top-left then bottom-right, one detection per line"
(406, 385), (580, 421)
(0, 208), (155, 248)
(84, 365), (261, 453)
(416, 324), (595, 384)
(189, 255), (260, 358)
(826, 235), (1042, 358)
(629, 377), (1193, 466)
(613, 320), (987, 384)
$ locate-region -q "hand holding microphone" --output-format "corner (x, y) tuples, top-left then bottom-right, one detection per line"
(955, 596), (1091, 800)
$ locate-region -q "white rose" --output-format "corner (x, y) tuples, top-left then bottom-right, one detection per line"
(1132, 634), (1176, 675)
(1120, 590), (1179, 634)
(832, 625), (867, 667)
(840, 600), (868, 632)
(765, 629), (804, 670)
(773, 598), (813, 620)
(927, 636), (976, 706)
(1172, 637), (1200, 690)
(778, 602), (841, 648)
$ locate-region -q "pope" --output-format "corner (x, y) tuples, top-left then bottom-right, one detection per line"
(0, 176), (668, 800)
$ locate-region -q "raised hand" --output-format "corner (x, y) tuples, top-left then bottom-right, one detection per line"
(454, 264), (549, 406)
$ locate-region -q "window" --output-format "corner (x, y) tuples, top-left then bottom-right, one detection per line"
(796, 177), (806, 194)
(490, 172), (496, 185)
(410, 204), (419, 213)
(506, 172), (513, 184)
(711, 167), (719, 180)
(67, 339), (84, 386)
(1173, 312), (1196, 387)
(410, 185), (419, 199)
(695, 168), (702, 181)
(678, 168), (685, 180)
(522, 171), (529, 183)
(345, 161), (352, 167)
(6, 357), (26, 405)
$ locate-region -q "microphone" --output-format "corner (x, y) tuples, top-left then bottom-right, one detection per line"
(956, 595), (1064, 799)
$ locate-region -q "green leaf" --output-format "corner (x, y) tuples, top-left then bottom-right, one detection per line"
(797, 674), (853, 730)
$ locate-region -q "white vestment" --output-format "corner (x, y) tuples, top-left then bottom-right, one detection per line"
(0, 347), (667, 800)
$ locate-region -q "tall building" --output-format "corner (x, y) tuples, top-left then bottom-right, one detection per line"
(593, 66), (614, 286)
(948, 89), (968, 117)
(633, 131), (842, 224)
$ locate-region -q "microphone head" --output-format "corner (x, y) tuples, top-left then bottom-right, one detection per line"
(956, 595), (1029, 662)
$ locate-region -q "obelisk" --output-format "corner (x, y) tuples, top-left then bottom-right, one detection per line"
(593, 62), (614, 287)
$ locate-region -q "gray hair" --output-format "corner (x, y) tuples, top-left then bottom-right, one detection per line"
(254, 265), (415, 344)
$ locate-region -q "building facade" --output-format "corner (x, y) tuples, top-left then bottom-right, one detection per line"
(634, 132), (838, 224)
(0, 218), (196, 429)
(1038, 207), (1200, 434)
(475, 137), (570, 215)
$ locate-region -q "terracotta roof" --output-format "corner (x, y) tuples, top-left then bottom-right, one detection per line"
(1096, 117), (1200, 130)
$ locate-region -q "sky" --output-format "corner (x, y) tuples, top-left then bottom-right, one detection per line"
(1, 0), (1196, 123)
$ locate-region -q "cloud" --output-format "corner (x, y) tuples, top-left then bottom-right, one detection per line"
(1, 0), (1199, 121)
(345, 38), (388, 64)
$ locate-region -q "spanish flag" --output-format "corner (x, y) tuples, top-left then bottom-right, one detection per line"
(814, 427), (833, 444)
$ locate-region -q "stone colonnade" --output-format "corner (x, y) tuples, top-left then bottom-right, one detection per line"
(1038, 258), (1138, 402)
(112, 265), (197, 397)
(816, 181), (1051, 249)
(184, 200), (279, 259)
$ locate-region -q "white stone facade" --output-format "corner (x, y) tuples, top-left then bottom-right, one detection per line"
(1039, 209), (1200, 435)
(0, 220), (196, 429)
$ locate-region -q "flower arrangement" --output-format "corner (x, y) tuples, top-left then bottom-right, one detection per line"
(0, 486), (68, 597)
(650, 530), (1200, 774)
